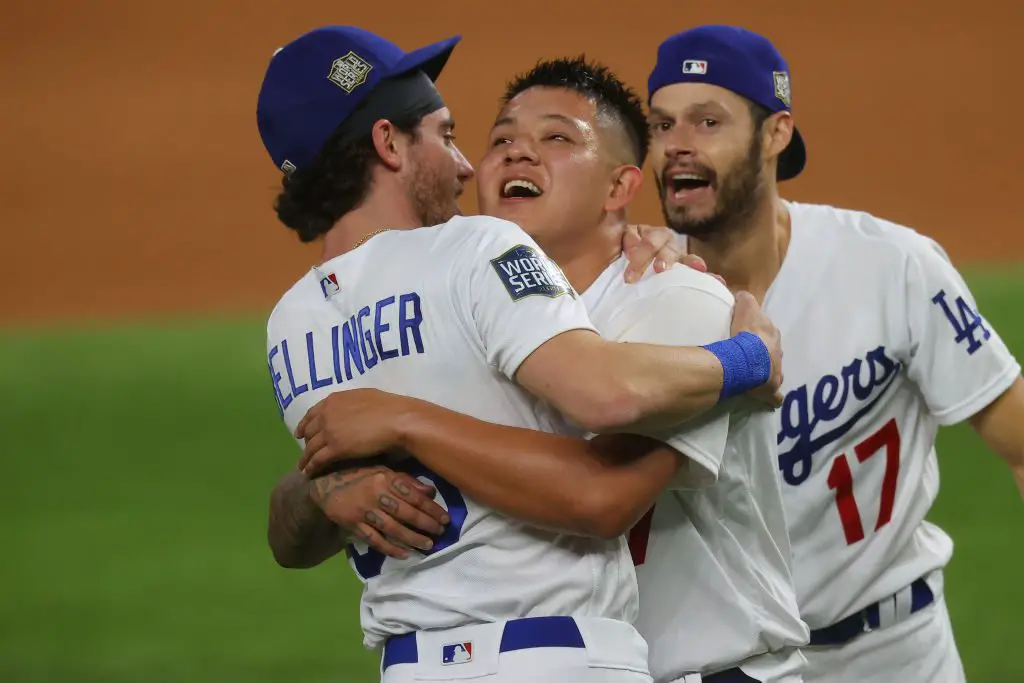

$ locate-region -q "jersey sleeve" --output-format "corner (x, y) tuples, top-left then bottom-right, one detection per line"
(452, 218), (598, 380)
(903, 235), (1021, 425)
(611, 276), (734, 488)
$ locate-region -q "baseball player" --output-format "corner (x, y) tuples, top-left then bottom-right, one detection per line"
(642, 25), (1024, 683)
(294, 57), (809, 683)
(256, 26), (784, 683)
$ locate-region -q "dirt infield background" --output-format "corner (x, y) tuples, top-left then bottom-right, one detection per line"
(2, 0), (1022, 323)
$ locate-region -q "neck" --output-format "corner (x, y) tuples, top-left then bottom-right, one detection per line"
(319, 187), (421, 263)
(685, 195), (790, 304)
(544, 214), (625, 295)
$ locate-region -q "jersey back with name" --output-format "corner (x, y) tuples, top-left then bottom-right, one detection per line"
(763, 201), (1021, 628)
(581, 255), (808, 680)
(265, 216), (638, 648)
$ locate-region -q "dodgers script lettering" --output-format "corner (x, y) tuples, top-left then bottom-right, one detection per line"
(777, 346), (902, 485)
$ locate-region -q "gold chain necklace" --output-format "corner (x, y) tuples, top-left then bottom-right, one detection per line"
(353, 228), (393, 249)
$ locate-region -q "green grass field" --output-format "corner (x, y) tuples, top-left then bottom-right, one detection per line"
(2, 268), (1022, 683)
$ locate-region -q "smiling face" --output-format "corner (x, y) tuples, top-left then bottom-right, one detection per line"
(648, 82), (770, 238)
(477, 87), (621, 249)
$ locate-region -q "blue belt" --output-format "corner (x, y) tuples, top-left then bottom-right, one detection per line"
(382, 615), (586, 671)
(809, 578), (934, 647)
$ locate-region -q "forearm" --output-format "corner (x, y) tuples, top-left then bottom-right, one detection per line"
(594, 341), (726, 432)
(969, 377), (1024, 500)
(396, 400), (681, 538)
(267, 469), (348, 568)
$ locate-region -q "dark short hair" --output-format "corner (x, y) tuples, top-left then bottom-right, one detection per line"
(274, 115), (423, 243)
(501, 55), (649, 166)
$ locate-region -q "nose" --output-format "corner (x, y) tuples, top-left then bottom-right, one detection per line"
(663, 124), (696, 159)
(452, 144), (475, 182)
(502, 136), (539, 165)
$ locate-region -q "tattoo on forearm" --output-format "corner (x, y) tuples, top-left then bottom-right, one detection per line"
(267, 469), (349, 567)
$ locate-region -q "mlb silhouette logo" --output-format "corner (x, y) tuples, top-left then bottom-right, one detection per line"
(682, 60), (708, 75)
(319, 272), (340, 299)
(441, 642), (473, 665)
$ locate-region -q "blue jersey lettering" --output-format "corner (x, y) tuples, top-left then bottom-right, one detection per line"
(268, 291), (427, 412)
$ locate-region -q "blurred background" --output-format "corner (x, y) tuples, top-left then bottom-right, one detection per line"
(1, 1), (1022, 681)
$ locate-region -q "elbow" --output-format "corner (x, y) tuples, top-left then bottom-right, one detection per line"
(268, 535), (310, 569)
(267, 524), (326, 570)
(570, 486), (633, 540)
(268, 539), (321, 570)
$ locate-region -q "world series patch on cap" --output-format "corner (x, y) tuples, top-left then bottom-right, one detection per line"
(648, 24), (807, 180)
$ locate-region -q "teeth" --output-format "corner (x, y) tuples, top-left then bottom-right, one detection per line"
(673, 173), (704, 181)
(503, 179), (541, 196)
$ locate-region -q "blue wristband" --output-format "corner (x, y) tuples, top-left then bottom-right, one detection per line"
(701, 331), (772, 401)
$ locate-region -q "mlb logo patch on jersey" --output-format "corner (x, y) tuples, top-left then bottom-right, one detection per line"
(490, 244), (574, 301)
(682, 60), (708, 75)
(318, 271), (340, 299)
(441, 641), (473, 665)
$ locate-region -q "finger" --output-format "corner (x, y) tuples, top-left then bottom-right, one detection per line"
(390, 474), (437, 500)
(294, 403), (323, 439)
(622, 224), (642, 251)
(734, 290), (756, 307)
(653, 245), (683, 273)
(624, 242), (661, 283)
(297, 412), (323, 442)
(680, 253), (707, 272)
(353, 522), (410, 560)
(380, 490), (447, 535)
(364, 508), (434, 552)
(301, 431), (327, 463)
(301, 445), (341, 477)
(390, 476), (448, 525)
(712, 273), (727, 286)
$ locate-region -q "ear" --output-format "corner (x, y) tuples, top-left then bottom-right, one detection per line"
(763, 111), (795, 162)
(605, 165), (644, 213)
(370, 119), (406, 172)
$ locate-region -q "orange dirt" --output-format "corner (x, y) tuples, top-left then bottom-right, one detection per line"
(2, 0), (1021, 324)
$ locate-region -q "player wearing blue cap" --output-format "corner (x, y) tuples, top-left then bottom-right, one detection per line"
(256, 26), (788, 683)
(645, 24), (1024, 683)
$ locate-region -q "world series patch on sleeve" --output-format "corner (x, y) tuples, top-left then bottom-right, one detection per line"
(490, 244), (575, 301)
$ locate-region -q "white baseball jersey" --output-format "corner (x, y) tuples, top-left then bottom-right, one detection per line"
(265, 216), (639, 649)
(763, 201), (1021, 629)
(580, 255), (808, 681)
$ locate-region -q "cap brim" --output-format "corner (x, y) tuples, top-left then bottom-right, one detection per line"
(392, 35), (461, 82)
(778, 126), (806, 181)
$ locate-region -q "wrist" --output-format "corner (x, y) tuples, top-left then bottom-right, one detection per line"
(702, 331), (772, 401)
(393, 397), (431, 454)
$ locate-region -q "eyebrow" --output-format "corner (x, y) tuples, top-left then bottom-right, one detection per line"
(440, 117), (455, 131)
(491, 113), (583, 130)
(648, 101), (724, 118)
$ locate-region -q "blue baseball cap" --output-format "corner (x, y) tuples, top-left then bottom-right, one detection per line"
(257, 26), (461, 173)
(648, 25), (806, 181)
